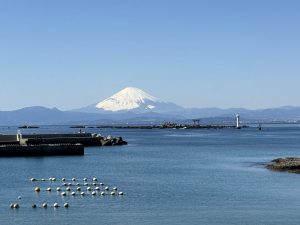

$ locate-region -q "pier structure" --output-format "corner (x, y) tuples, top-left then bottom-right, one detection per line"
(95, 112), (249, 130)
(0, 144), (84, 157)
(0, 132), (127, 157)
(22, 133), (103, 146)
(96, 124), (242, 129)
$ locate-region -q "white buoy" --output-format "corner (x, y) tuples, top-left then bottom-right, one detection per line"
(10, 203), (14, 208)
(68, 183), (72, 186)
(100, 192), (105, 196)
(113, 187), (117, 191)
(80, 192), (85, 196)
(66, 187), (71, 191)
(42, 203), (47, 208)
(34, 187), (41, 192)
(49, 177), (52, 181)
(13, 203), (19, 208)
(52, 177), (56, 181)
(64, 203), (69, 208)
(63, 183), (67, 186)
(62, 178), (66, 181)
(100, 183), (104, 186)
(87, 187), (91, 191)
(71, 192), (76, 196)
(83, 178), (87, 181)
(76, 183), (80, 186)
(105, 187), (109, 191)
(77, 187), (81, 191)
(93, 183), (97, 186)
(72, 178), (76, 181)
(95, 187), (100, 191)
(91, 191), (96, 196)
(61, 192), (66, 196)
(41, 178), (45, 181)
(118, 192), (124, 195)
(84, 183), (88, 186)
(93, 177), (97, 181)
(47, 187), (52, 191)
(110, 191), (116, 196)
(18, 196), (22, 200)
(31, 178), (36, 181)
(53, 203), (59, 208)
(56, 187), (61, 191)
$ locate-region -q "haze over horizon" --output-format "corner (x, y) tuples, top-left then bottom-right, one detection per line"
(1, 0), (300, 111)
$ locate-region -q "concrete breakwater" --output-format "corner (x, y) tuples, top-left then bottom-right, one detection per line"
(0, 144), (84, 157)
(22, 133), (127, 146)
(0, 132), (127, 157)
(96, 124), (247, 129)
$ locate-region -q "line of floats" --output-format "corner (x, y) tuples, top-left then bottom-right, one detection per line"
(9, 177), (124, 209)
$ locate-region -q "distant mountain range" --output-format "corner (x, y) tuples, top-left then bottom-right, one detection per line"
(1, 87), (300, 126)
(0, 106), (186, 126)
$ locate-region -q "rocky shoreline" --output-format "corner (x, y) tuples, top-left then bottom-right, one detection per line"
(266, 157), (300, 174)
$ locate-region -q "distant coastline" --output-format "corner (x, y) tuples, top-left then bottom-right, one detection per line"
(2, 103), (300, 126)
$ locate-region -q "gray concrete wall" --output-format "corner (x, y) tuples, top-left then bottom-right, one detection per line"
(0, 144), (84, 157)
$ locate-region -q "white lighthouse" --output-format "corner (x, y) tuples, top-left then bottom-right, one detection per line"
(16, 130), (22, 142)
(236, 114), (240, 129)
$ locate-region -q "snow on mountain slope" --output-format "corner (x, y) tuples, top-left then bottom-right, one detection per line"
(95, 87), (183, 113)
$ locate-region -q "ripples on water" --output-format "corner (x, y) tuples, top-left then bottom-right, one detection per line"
(1, 125), (300, 225)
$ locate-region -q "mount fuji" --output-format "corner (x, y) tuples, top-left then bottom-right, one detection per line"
(2, 87), (300, 126)
(73, 87), (300, 123)
(77, 87), (183, 114)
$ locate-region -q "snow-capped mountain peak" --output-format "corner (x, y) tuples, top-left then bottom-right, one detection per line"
(92, 87), (184, 113)
(96, 87), (160, 112)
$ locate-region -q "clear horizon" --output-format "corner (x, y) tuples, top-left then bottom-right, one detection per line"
(1, 0), (300, 110)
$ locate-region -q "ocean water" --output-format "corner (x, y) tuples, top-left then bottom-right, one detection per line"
(1, 125), (300, 225)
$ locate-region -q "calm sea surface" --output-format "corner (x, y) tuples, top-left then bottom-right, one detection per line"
(1, 125), (300, 225)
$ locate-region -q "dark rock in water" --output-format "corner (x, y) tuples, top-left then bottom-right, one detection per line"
(100, 136), (128, 146)
(113, 137), (127, 145)
(18, 125), (40, 129)
(266, 157), (300, 174)
(101, 139), (113, 146)
(70, 125), (85, 128)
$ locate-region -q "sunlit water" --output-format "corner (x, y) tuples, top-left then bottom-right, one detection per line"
(1, 125), (300, 225)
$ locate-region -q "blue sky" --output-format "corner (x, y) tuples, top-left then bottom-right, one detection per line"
(0, 0), (299, 110)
